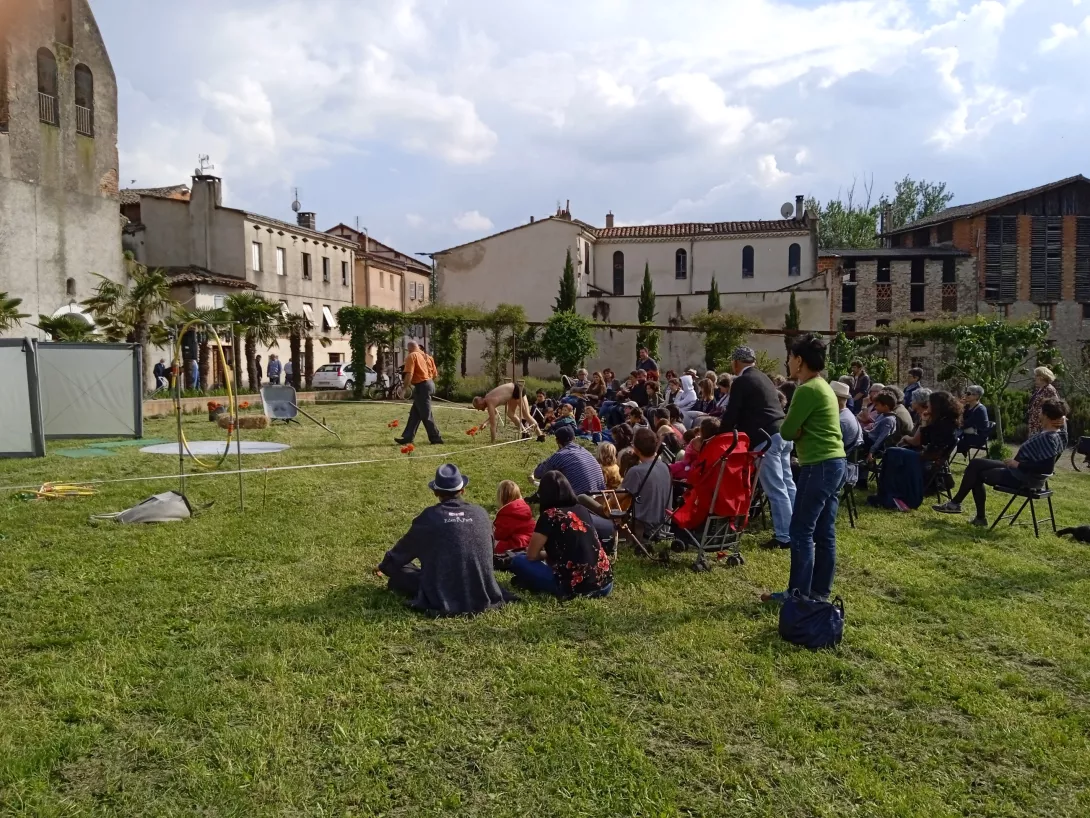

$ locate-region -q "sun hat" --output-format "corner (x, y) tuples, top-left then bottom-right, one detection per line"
(731, 346), (756, 362)
(830, 381), (851, 399)
(623, 400), (639, 409)
(429, 463), (470, 493)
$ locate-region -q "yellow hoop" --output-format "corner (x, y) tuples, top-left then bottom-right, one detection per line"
(171, 321), (238, 469)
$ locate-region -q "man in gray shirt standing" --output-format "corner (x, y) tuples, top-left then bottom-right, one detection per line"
(377, 464), (511, 616)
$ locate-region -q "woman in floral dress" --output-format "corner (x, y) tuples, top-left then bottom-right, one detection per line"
(509, 471), (614, 598)
(1026, 366), (1059, 437)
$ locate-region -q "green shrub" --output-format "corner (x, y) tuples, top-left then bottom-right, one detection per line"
(987, 390), (1029, 443)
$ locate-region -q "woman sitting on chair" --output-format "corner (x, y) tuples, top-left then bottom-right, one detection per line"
(934, 399), (1068, 526)
(509, 471), (614, 598)
(958, 385), (990, 455)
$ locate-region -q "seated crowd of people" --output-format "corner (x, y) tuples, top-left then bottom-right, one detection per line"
(376, 347), (1070, 617)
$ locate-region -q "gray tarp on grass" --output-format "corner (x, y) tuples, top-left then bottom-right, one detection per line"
(37, 343), (143, 439)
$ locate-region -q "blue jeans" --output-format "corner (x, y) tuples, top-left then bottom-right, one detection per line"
(509, 555), (613, 598)
(757, 433), (796, 544)
(578, 432), (602, 444)
(787, 458), (846, 600)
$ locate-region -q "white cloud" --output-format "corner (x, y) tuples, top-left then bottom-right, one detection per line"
(453, 211), (494, 231)
(1039, 22), (1079, 51)
(406, 213), (425, 228)
(794, 148), (810, 166)
(754, 155), (790, 186)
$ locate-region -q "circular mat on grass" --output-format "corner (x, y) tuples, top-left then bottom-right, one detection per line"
(140, 441), (290, 456)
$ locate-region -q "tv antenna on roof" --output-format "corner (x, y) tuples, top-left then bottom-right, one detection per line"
(196, 154), (214, 176)
(291, 187), (302, 213)
(780, 202), (794, 219)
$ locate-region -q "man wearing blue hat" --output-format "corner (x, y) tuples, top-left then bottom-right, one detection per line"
(376, 464), (511, 615)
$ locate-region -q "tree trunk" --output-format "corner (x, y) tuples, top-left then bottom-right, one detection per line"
(289, 333), (302, 390)
(304, 336), (315, 388)
(198, 338), (211, 391)
(460, 328), (468, 377)
(133, 320), (153, 393)
(245, 333), (258, 393)
(231, 333), (242, 393)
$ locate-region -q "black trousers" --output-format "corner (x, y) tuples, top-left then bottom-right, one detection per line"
(402, 380), (442, 443)
(952, 458), (1024, 519)
(386, 563), (421, 597)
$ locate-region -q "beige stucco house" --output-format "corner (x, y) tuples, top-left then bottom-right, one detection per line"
(435, 200), (827, 375)
(121, 175), (358, 378)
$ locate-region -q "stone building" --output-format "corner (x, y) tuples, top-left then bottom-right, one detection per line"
(821, 248), (976, 383)
(121, 175), (358, 378)
(883, 175), (1090, 371)
(0, 0), (122, 335)
(324, 224), (431, 366)
(435, 199), (827, 375)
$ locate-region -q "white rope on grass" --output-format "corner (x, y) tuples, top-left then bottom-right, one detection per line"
(0, 435), (537, 494)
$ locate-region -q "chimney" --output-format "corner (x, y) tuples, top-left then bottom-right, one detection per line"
(297, 211), (316, 230)
(606, 211), (614, 229)
(530, 216), (535, 223)
(795, 195), (804, 219)
(880, 203), (893, 247)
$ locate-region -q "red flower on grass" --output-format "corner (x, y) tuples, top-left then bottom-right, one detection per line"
(466, 425), (480, 436)
(400, 444), (415, 454)
(239, 401), (250, 410)
(388, 419), (400, 428)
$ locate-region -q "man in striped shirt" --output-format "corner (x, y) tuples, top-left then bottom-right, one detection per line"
(934, 398), (1068, 525)
(533, 426), (605, 497)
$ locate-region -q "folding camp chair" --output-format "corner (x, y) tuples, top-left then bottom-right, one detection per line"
(952, 422), (995, 465)
(668, 431), (765, 571)
(589, 443), (674, 560)
(840, 445), (863, 528)
(989, 477), (1057, 537)
(921, 444), (957, 504)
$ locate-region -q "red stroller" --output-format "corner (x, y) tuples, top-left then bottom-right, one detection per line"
(668, 430), (765, 571)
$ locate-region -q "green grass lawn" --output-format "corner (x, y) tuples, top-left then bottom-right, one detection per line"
(1, 403), (1089, 817)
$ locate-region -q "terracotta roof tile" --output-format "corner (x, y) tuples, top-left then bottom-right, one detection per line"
(594, 220), (809, 240)
(118, 185), (191, 205)
(164, 266), (256, 290)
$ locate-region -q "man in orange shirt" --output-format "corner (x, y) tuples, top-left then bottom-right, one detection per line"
(396, 341), (443, 445)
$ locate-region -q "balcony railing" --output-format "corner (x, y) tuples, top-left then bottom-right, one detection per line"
(941, 282), (958, 313)
(76, 104), (94, 136)
(39, 92), (59, 126)
(875, 282), (892, 313)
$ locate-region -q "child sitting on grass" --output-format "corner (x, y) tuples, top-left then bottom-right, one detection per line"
(493, 480), (535, 555)
(597, 441), (622, 489)
(547, 403), (577, 436)
(580, 406), (603, 443)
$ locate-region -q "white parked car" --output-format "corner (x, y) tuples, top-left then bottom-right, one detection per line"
(311, 362), (378, 391)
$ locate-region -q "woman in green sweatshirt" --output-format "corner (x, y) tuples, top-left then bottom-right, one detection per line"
(763, 334), (846, 604)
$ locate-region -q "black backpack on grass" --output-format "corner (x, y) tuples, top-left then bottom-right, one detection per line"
(779, 594), (844, 650)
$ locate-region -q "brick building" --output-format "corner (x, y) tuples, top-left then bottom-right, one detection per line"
(883, 174), (1090, 371)
(822, 248), (976, 383)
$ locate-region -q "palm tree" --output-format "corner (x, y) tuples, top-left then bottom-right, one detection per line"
(34, 314), (98, 342)
(1, 293), (30, 333)
(82, 266), (175, 391)
(280, 311), (330, 390)
(224, 293), (281, 392)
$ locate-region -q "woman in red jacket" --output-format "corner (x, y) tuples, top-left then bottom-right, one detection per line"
(493, 480), (536, 554)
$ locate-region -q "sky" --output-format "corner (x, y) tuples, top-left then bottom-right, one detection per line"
(94, 0), (1089, 254)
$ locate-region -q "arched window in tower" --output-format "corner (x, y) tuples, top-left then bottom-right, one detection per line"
(675, 248), (688, 280)
(788, 243), (802, 277)
(37, 48), (59, 126)
(742, 245), (754, 279)
(612, 251), (625, 295)
(75, 64), (94, 136)
(0, 36), (9, 133)
(54, 0), (73, 46)
(66, 278), (77, 297)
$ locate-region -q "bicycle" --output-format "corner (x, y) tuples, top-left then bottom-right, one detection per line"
(365, 371), (405, 401)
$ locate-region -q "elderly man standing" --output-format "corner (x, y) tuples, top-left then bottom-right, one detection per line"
(719, 346), (796, 550)
(396, 341), (443, 445)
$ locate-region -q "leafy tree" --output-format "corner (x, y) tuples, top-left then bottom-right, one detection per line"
(1, 292), (30, 332)
(826, 332), (893, 384)
(804, 177), (880, 250)
(541, 311), (597, 376)
(224, 293), (282, 392)
(481, 304), (527, 386)
(554, 248), (578, 313)
(336, 306), (406, 397)
(755, 350), (781, 377)
(690, 311), (759, 372)
(887, 176), (955, 231)
(707, 276), (721, 313)
(34, 313), (98, 342)
(782, 291), (801, 375)
(636, 263), (659, 362)
(82, 265), (176, 392)
(413, 303), (486, 398)
(894, 317), (1062, 451)
(517, 325), (544, 376)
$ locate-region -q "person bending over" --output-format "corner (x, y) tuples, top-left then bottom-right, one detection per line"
(376, 464), (510, 616)
(934, 398), (1068, 526)
(510, 471), (614, 598)
(471, 381), (542, 443)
